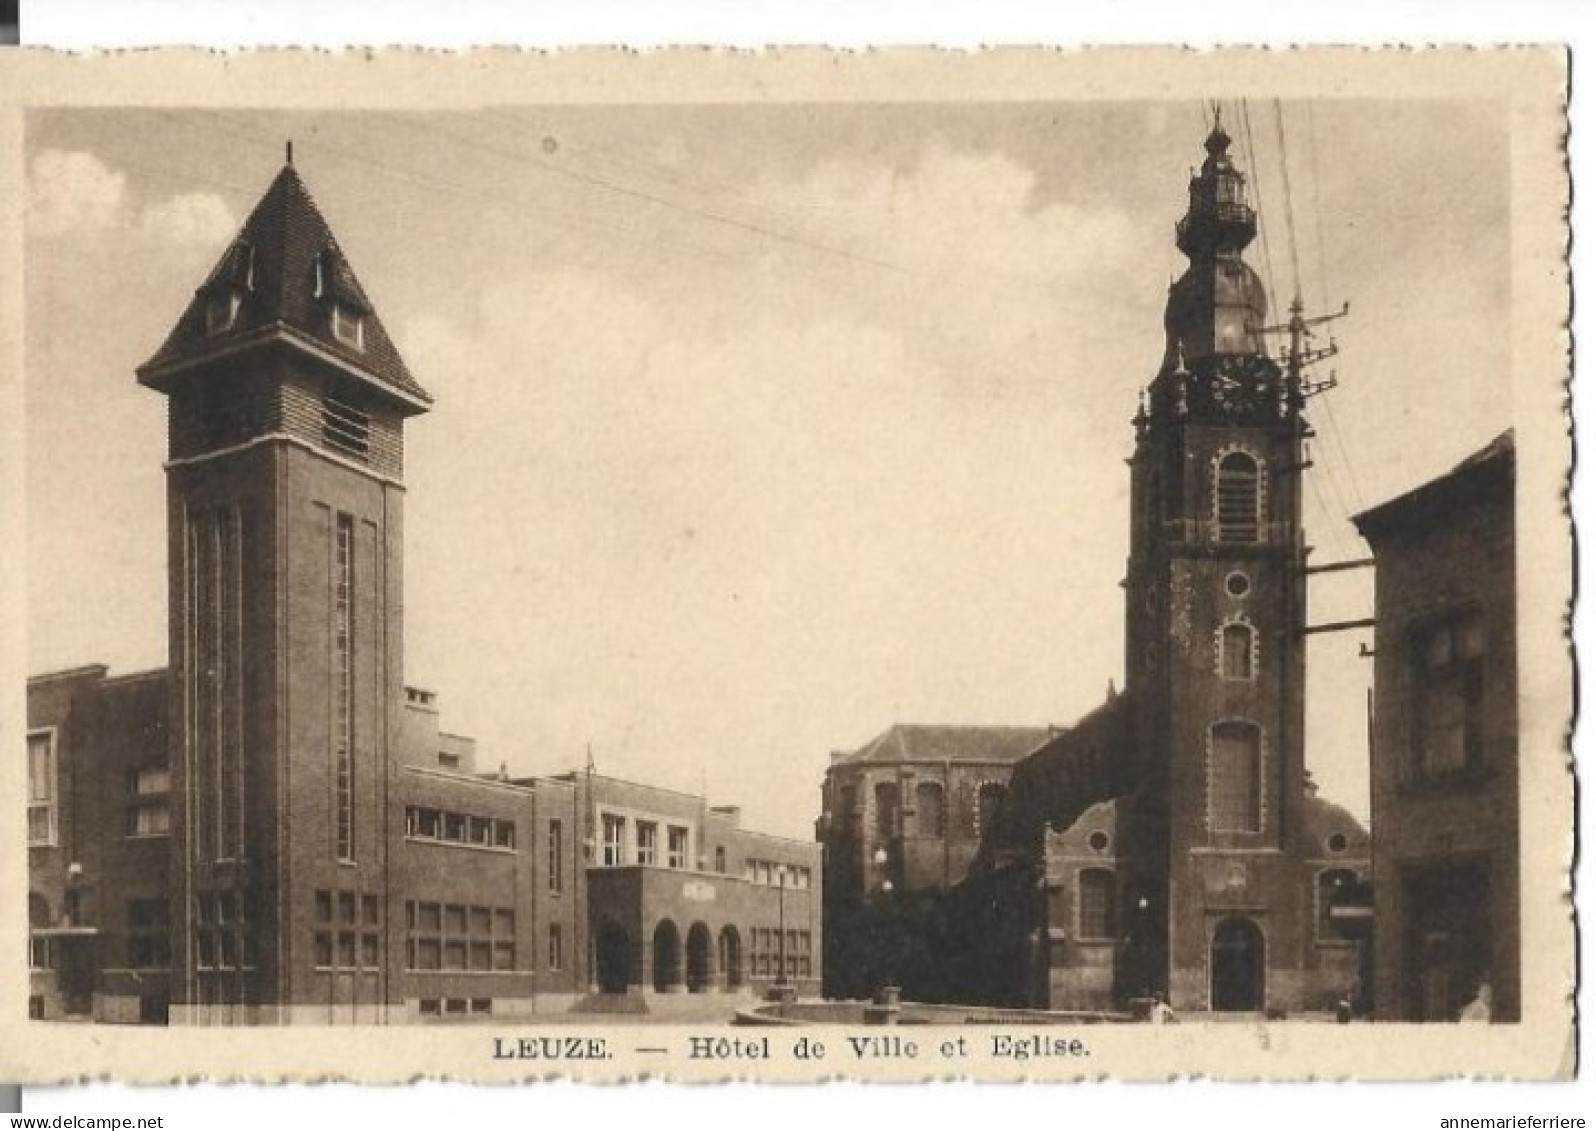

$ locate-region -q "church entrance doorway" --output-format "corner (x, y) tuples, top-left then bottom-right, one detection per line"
(1210, 917), (1265, 1012)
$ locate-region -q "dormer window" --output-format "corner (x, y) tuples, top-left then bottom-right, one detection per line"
(200, 240), (254, 337)
(205, 292), (243, 336)
(331, 303), (364, 350)
(314, 247), (368, 352)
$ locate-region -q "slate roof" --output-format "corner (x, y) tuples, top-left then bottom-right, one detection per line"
(1352, 429), (1513, 538)
(137, 163), (431, 409)
(830, 724), (1055, 769)
(982, 692), (1133, 852)
(1300, 793), (1371, 851)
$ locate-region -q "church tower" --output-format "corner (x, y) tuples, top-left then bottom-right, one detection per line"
(1124, 118), (1313, 1012)
(137, 157), (432, 1023)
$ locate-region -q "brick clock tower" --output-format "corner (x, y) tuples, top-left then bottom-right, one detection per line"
(1123, 120), (1316, 1013)
(137, 157), (432, 1023)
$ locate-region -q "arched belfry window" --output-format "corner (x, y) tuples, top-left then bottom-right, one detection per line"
(1208, 721), (1263, 834)
(1215, 451), (1262, 543)
(1219, 620), (1256, 680)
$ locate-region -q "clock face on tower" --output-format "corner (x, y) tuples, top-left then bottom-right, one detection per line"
(1206, 357), (1275, 419)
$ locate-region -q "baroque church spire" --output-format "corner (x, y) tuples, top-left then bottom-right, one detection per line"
(1152, 114), (1282, 426)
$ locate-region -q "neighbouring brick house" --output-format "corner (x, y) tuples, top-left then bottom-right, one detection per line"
(1354, 431), (1518, 1022)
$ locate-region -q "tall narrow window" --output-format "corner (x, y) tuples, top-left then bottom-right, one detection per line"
(1411, 611), (1486, 781)
(874, 781), (900, 840)
(635, 821), (658, 866)
(601, 813), (625, 866)
(1215, 451), (1262, 543)
(915, 781), (945, 838)
(1220, 621), (1255, 680)
(26, 730), (56, 846)
(189, 513), (217, 860)
(1078, 869), (1117, 940)
(189, 508), (243, 862)
(548, 820), (563, 894)
(333, 514), (355, 861)
(216, 509), (243, 860)
(667, 825), (689, 869)
(1209, 721), (1263, 833)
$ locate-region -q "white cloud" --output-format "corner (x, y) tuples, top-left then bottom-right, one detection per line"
(29, 148), (127, 238)
(30, 149), (237, 250)
(398, 250), (1133, 834)
(138, 192), (236, 246)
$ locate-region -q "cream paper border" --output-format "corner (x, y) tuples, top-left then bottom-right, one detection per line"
(0, 45), (1572, 1083)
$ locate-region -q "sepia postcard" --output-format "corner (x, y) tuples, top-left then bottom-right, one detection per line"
(0, 46), (1573, 1082)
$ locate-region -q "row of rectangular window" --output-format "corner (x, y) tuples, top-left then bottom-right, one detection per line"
(743, 860), (813, 889)
(406, 938), (515, 972)
(313, 929), (382, 970)
(195, 926), (258, 971)
(418, 998), (492, 1017)
(404, 806), (517, 850)
(865, 780), (1008, 840)
(406, 901), (512, 937)
(195, 891), (251, 926)
(315, 889), (381, 928)
(756, 928), (812, 953)
(599, 813), (691, 868)
(405, 899), (515, 972)
(747, 927), (813, 972)
(746, 953), (812, 979)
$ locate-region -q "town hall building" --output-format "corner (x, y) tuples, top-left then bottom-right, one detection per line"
(26, 156), (820, 1025)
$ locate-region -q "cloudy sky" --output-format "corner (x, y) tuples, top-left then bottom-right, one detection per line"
(25, 102), (1509, 837)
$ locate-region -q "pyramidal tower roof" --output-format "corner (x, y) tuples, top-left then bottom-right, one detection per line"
(138, 160), (432, 410)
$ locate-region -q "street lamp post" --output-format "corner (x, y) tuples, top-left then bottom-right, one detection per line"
(871, 846), (898, 999)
